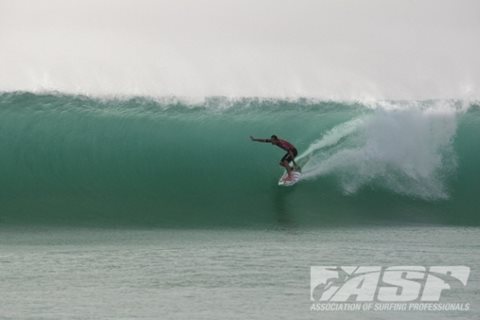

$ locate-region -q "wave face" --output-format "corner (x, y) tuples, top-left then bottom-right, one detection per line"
(0, 93), (478, 228)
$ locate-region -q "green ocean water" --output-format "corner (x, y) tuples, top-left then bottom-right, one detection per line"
(0, 92), (479, 228)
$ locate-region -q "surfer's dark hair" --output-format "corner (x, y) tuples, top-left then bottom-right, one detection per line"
(271, 135), (278, 139)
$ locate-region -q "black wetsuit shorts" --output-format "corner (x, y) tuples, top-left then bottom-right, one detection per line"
(281, 148), (298, 163)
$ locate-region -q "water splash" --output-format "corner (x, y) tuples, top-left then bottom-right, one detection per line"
(300, 102), (460, 199)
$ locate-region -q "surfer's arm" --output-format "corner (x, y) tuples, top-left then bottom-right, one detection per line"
(250, 136), (271, 143)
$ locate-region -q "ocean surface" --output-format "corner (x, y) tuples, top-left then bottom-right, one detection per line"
(0, 93), (479, 318)
(1, 227), (479, 319)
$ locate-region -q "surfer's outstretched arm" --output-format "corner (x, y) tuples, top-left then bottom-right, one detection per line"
(250, 136), (271, 143)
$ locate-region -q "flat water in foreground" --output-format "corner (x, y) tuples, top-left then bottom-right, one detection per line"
(0, 226), (478, 319)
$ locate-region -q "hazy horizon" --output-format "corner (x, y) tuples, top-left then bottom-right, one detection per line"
(1, 0), (479, 99)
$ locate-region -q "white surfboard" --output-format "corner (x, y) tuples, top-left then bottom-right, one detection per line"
(278, 170), (301, 187)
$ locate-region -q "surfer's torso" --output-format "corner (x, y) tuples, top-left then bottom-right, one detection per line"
(274, 139), (296, 152)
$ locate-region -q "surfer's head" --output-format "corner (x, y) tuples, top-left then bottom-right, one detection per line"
(270, 135), (279, 143)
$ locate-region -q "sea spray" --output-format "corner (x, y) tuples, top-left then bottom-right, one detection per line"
(301, 102), (460, 200)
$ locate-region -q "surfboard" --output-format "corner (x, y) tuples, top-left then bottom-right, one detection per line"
(278, 170), (301, 187)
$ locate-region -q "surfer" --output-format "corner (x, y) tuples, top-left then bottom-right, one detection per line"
(250, 135), (298, 180)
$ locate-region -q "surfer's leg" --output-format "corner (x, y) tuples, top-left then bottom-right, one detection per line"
(280, 153), (293, 178)
(281, 161), (293, 179)
(291, 149), (299, 171)
(288, 153), (296, 170)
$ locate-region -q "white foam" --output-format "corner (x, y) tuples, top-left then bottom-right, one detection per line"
(301, 101), (461, 199)
(296, 118), (365, 162)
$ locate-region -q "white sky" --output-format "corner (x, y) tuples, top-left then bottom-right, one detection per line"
(1, 0), (479, 99)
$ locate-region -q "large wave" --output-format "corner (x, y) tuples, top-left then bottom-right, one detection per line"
(0, 93), (478, 228)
